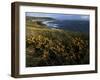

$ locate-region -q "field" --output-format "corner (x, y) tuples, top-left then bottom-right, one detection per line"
(26, 16), (89, 67)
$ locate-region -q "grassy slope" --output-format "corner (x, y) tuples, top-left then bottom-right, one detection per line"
(26, 20), (89, 67)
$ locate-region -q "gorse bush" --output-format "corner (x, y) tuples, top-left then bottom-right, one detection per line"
(26, 26), (89, 67)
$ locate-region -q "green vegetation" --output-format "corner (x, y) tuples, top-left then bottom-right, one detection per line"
(26, 17), (89, 67)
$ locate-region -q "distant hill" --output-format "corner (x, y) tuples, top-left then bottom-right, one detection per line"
(26, 16), (56, 22)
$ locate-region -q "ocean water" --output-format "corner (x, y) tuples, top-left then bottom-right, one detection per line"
(42, 20), (89, 34)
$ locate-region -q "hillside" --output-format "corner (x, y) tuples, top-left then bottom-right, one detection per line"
(26, 16), (89, 67)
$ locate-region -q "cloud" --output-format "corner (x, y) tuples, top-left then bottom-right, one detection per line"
(80, 16), (89, 20)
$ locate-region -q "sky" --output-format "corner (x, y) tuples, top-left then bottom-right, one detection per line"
(26, 12), (89, 21)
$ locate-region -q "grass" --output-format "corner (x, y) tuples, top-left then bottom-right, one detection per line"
(26, 19), (89, 67)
